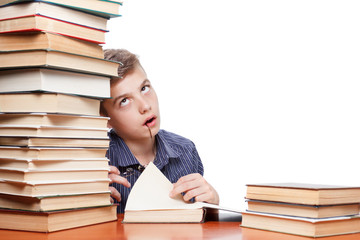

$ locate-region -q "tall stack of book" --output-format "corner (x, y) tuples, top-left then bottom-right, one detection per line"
(0, 0), (123, 232)
(241, 183), (360, 237)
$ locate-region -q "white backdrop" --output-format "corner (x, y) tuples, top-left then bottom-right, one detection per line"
(104, 0), (360, 210)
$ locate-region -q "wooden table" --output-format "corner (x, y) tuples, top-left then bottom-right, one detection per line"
(0, 212), (360, 240)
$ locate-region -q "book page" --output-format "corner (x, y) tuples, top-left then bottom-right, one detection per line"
(125, 162), (204, 211)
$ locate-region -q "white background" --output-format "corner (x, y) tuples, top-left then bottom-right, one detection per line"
(105, 0), (360, 210)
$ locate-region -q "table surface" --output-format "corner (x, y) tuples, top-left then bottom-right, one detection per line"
(1, 211), (360, 240)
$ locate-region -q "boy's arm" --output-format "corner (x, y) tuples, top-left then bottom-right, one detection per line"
(169, 173), (220, 205)
(108, 165), (131, 203)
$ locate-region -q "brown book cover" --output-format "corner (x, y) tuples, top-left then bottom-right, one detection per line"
(246, 183), (360, 205)
(0, 113), (109, 129)
(0, 93), (101, 116)
(0, 49), (119, 77)
(0, 0), (121, 18)
(241, 211), (360, 237)
(0, 205), (117, 232)
(0, 32), (104, 58)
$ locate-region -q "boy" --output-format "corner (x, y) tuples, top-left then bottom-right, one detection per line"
(101, 49), (219, 213)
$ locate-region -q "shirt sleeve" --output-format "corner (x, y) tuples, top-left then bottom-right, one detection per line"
(191, 143), (204, 176)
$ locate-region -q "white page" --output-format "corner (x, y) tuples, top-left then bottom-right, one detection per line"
(125, 162), (204, 211)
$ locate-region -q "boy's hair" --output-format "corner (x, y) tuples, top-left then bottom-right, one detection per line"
(100, 49), (141, 116)
(104, 48), (140, 80)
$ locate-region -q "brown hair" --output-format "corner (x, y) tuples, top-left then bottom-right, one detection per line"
(104, 49), (140, 81)
(100, 49), (141, 116)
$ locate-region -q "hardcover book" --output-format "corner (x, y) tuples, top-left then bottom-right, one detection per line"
(0, 113), (109, 128)
(0, 168), (109, 182)
(0, 68), (111, 98)
(0, 136), (110, 148)
(0, 157), (109, 170)
(0, 15), (107, 44)
(0, 49), (119, 77)
(0, 0), (122, 18)
(123, 162), (241, 223)
(246, 183), (360, 205)
(0, 192), (111, 211)
(0, 146), (108, 159)
(0, 93), (101, 116)
(241, 211), (360, 237)
(0, 204), (117, 232)
(0, 179), (110, 196)
(0, 32), (104, 58)
(0, 1), (108, 30)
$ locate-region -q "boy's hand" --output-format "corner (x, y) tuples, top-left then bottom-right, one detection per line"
(169, 173), (220, 205)
(108, 165), (131, 203)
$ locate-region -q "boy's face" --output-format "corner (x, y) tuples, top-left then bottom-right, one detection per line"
(102, 65), (160, 141)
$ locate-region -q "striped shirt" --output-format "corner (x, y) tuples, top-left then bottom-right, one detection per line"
(107, 129), (204, 213)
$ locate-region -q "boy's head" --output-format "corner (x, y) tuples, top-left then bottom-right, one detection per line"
(101, 49), (160, 141)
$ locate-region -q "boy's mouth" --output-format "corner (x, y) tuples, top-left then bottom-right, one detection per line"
(144, 116), (156, 127)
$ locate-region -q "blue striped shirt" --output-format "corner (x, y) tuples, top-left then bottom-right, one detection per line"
(107, 129), (204, 213)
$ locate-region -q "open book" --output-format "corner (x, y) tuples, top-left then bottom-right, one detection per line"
(123, 162), (240, 223)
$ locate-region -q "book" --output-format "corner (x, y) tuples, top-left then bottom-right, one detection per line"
(246, 199), (360, 218)
(0, 192), (111, 211)
(0, 68), (110, 98)
(0, 168), (109, 181)
(0, 93), (101, 116)
(0, 0), (122, 18)
(0, 1), (108, 30)
(0, 125), (109, 138)
(123, 162), (241, 223)
(0, 179), (110, 196)
(0, 15), (107, 44)
(0, 204), (117, 232)
(241, 211), (360, 237)
(246, 183), (360, 205)
(0, 158), (109, 170)
(0, 136), (110, 148)
(0, 49), (119, 77)
(0, 113), (109, 129)
(0, 32), (104, 58)
(0, 146), (107, 159)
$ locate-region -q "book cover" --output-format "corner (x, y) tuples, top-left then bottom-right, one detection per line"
(0, 32), (104, 59)
(0, 49), (119, 77)
(0, 146), (108, 159)
(0, 192), (111, 211)
(0, 125), (109, 138)
(0, 1), (109, 30)
(0, 113), (109, 128)
(0, 136), (110, 148)
(246, 183), (360, 205)
(0, 0), (122, 18)
(0, 15), (107, 44)
(0, 157), (109, 170)
(0, 204), (117, 232)
(0, 68), (111, 98)
(246, 199), (360, 218)
(241, 211), (360, 237)
(0, 167), (109, 181)
(0, 178), (110, 196)
(123, 162), (241, 223)
(0, 93), (101, 116)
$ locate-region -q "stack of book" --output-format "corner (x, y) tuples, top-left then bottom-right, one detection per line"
(0, 0), (122, 232)
(241, 183), (360, 237)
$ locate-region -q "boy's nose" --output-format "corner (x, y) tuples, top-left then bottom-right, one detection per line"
(138, 98), (151, 114)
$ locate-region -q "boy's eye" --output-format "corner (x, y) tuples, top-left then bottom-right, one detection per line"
(141, 85), (150, 94)
(120, 98), (130, 106)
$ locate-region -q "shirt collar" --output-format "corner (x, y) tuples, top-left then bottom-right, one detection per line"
(108, 130), (139, 167)
(153, 130), (181, 169)
(108, 129), (181, 168)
